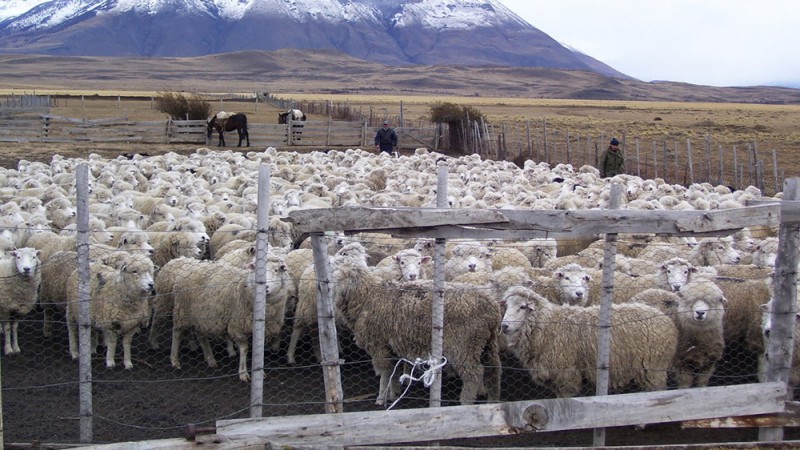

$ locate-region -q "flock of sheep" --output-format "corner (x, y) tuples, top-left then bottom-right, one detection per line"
(0, 144), (790, 406)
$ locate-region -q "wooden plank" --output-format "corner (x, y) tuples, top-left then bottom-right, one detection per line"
(285, 207), (510, 234)
(683, 402), (800, 428)
(214, 383), (786, 447)
(285, 205), (780, 236)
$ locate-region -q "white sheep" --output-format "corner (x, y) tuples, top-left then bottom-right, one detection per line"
(286, 242), (369, 365)
(65, 252), (155, 369)
(373, 248), (431, 282)
(534, 262), (594, 306)
(335, 258), (502, 406)
(500, 285), (678, 397)
(444, 242), (494, 281)
(0, 247), (42, 354)
(671, 280), (727, 388)
(170, 259), (261, 382)
(26, 217), (114, 262)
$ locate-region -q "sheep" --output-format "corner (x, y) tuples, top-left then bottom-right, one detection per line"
(208, 223), (256, 259)
(500, 286), (678, 398)
(718, 277), (773, 360)
(170, 260), (261, 382)
(373, 248), (431, 282)
(151, 231), (204, 268)
(286, 242), (369, 365)
(0, 247), (42, 355)
(490, 246), (532, 271)
(533, 263), (594, 306)
(670, 280), (727, 388)
(26, 217), (114, 262)
(444, 242), (494, 281)
(44, 197), (76, 232)
(752, 236), (778, 268)
(65, 252), (156, 369)
(335, 258), (502, 406)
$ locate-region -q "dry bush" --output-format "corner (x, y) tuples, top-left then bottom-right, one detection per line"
(155, 92), (211, 120)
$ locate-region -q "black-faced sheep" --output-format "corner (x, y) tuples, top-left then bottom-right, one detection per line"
(0, 247), (42, 354)
(65, 252), (156, 369)
(335, 259), (502, 406)
(501, 286), (677, 397)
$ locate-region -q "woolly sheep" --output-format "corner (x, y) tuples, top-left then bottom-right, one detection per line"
(44, 197), (76, 232)
(0, 248), (42, 354)
(672, 280), (727, 388)
(336, 259), (502, 406)
(719, 277), (773, 360)
(373, 248), (431, 282)
(752, 237), (778, 268)
(151, 231), (204, 268)
(26, 217), (114, 262)
(286, 242), (369, 365)
(500, 286), (677, 397)
(444, 242), (494, 281)
(65, 253), (155, 369)
(534, 263), (594, 306)
(170, 260), (259, 382)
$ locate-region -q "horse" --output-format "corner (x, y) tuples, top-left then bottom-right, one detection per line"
(278, 109), (307, 124)
(207, 111), (250, 147)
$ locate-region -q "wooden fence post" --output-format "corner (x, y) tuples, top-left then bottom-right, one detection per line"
(594, 183), (623, 446)
(687, 138), (694, 185)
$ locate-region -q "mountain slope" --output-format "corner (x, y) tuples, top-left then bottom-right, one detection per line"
(0, 0), (628, 77)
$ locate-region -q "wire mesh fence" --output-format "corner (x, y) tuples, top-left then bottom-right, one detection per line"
(0, 152), (796, 446)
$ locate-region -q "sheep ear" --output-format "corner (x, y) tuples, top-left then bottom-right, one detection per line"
(421, 256), (432, 264)
(689, 266), (697, 273)
(663, 298), (678, 309)
(553, 270), (563, 279)
(584, 274), (592, 282)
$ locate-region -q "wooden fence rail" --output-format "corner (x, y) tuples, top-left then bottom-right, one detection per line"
(0, 115), (439, 150)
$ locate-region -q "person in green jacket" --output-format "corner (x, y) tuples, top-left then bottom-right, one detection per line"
(600, 137), (625, 177)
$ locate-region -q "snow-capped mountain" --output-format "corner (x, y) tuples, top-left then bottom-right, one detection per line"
(0, 0), (626, 76)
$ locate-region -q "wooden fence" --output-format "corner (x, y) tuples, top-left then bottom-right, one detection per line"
(0, 115), (440, 150)
(0, 106), (785, 195)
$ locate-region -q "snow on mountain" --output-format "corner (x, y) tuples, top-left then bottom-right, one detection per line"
(0, 0), (48, 21)
(0, 0), (626, 77)
(391, 0), (528, 30)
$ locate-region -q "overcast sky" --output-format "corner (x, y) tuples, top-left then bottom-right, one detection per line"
(501, 0), (800, 88)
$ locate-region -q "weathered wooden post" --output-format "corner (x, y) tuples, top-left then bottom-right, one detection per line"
(594, 183), (623, 447)
(250, 165), (270, 418)
(759, 178), (800, 441)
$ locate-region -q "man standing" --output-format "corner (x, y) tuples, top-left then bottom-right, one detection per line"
(374, 120), (398, 154)
(599, 137), (625, 178)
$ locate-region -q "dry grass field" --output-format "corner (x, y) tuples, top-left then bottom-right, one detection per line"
(1, 51), (800, 187)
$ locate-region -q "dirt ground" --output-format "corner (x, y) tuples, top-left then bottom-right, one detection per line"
(5, 310), (800, 448)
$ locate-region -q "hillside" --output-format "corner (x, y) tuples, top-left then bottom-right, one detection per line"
(1, 50), (799, 104)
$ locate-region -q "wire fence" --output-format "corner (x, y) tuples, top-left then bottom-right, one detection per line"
(1, 146), (797, 446)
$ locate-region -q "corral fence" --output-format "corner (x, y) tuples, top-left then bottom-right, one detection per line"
(3, 163), (800, 447)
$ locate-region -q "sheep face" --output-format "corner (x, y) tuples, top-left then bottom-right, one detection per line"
(660, 258), (695, 292)
(553, 264), (592, 306)
(11, 247), (40, 279)
(500, 292), (530, 345)
(394, 251), (431, 281)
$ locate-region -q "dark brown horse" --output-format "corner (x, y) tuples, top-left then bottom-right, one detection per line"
(207, 112), (250, 147)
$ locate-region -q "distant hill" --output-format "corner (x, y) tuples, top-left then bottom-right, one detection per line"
(1, 50), (799, 104)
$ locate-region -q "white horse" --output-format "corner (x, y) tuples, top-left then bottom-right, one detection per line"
(278, 109), (306, 124)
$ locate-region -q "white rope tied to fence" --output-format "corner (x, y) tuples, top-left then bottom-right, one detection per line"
(385, 355), (448, 410)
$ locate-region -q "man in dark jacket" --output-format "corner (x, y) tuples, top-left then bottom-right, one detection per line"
(374, 120), (398, 154)
(599, 137), (625, 178)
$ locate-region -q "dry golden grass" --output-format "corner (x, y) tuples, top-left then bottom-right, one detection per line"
(2, 90), (799, 191)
